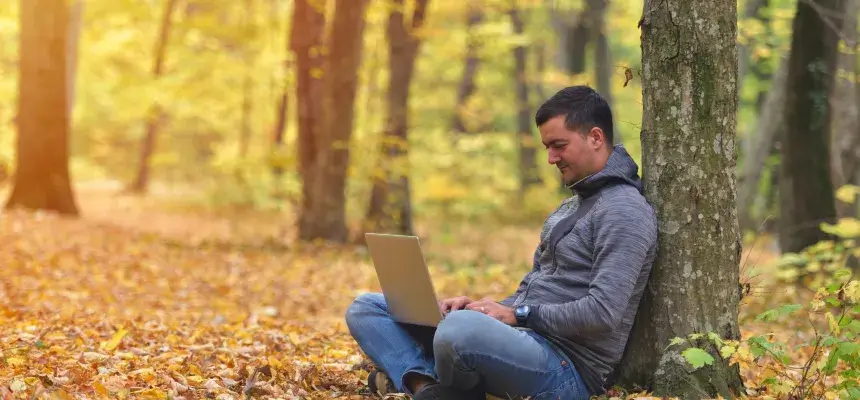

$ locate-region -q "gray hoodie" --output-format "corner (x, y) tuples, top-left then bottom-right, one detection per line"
(500, 144), (658, 395)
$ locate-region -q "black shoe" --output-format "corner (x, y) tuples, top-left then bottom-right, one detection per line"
(367, 369), (397, 396)
(413, 383), (485, 400)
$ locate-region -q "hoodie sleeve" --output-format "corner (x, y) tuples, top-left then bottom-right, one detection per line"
(525, 196), (657, 337)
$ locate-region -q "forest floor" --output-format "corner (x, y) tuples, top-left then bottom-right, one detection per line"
(0, 181), (827, 399)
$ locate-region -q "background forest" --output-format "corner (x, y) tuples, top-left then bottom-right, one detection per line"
(0, 0), (859, 399)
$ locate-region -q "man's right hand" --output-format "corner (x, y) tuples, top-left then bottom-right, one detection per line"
(439, 296), (473, 314)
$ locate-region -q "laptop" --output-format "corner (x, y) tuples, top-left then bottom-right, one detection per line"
(364, 233), (444, 327)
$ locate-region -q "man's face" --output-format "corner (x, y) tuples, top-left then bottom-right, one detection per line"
(539, 115), (603, 186)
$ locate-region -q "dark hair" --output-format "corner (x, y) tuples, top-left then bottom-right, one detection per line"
(535, 85), (614, 145)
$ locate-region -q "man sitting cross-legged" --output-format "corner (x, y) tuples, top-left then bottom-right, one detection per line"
(345, 85), (658, 400)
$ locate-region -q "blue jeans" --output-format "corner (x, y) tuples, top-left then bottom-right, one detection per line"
(345, 293), (590, 400)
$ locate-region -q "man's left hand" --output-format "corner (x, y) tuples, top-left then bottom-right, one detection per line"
(465, 298), (516, 326)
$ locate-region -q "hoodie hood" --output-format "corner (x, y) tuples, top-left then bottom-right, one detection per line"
(569, 144), (643, 197)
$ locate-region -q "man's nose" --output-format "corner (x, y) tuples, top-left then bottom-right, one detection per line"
(548, 151), (560, 164)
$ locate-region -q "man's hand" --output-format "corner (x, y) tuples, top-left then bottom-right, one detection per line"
(439, 296), (474, 314)
(465, 298), (517, 326)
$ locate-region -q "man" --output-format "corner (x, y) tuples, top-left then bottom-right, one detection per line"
(345, 86), (658, 400)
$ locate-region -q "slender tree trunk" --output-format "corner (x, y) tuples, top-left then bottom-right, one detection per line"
(363, 0), (429, 235)
(831, 0), (858, 217)
(778, 0), (843, 253)
(591, 0), (616, 142)
(128, 0), (179, 193)
(67, 0), (84, 116)
(291, 0), (326, 225)
(451, 1), (482, 135)
(737, 56), (789, 232)
(509, 4), (539, 199)
(272, 65), (289, 178)
(299, 0), (370, 242)
(737, 0), (768, 97)
(567, 15), (590, 74)
(617, 0), (744, 397)
(239, 0), (255, 159)
(6, 0), (79, 215)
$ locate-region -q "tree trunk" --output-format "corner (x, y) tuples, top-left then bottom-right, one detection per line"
(451, 1), (482, 135)
(363, 0), (429, 236)
(5, 0), (79, 215)
(67, 0), (84, 116)
(291, 0), (326, 224)
(128, 0), (179, 193)
(737, 56), (789, 232)
(736, 0), (768, 97)
(591, 0), (616, 141)
(509, 5), (539, 199)
(777, 0), (843, 253)
(239, 0), (255, 159)
(831, 0), (858, 217)
(567, 17), (590, 74)
(272, 67), (289, 178)
(298, 0), (370, 242)
(617, 0), (744, 397)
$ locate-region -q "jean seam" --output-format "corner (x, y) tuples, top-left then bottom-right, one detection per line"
(454, 349), (567, 376)
(536, 372), (584, 400)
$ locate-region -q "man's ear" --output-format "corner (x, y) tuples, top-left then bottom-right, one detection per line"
(588, 126), (605, 149)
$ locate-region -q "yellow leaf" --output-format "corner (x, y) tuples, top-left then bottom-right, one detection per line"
(23, 377), (39, 386)
(5, 356), (26, 367)
(835, 184), (860, 204)
(101, 327), (128, 352)
(186, 375), (205, 386)
(268, 356), (283, 368)
(48, 389), (75, 400)
(93, 381), (109, 399)
(135, 388), (167, 400)
(827, 312), (840, 335)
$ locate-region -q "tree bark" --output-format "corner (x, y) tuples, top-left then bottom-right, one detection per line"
(617, 0), (744, 397)
(291, 0), (326, 225)
(5, 0), (79, 215)
(778, 0), (843, 253)
(128, 0), (179, 193)
(509, 4), (540, 199)
(363, 0), (429, 236)
(298, 0), (370, 242)
(451, 1), (482, 135)
(737, 56), (789, 232)
(831, 0), (859, 217)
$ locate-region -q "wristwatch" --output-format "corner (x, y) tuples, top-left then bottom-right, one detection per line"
(515, 305), (531, 326)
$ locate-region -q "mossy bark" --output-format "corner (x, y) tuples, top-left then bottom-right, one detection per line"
(616, 0), (744, 398)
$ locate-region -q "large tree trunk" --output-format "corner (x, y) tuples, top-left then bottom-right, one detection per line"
(737, 56), (789, 232)
(831, 0), (859, 217)
(617, 0), (744, 397)
(291, 0), (326, 226)
(777, 0), (843, 253)
(5, 0), (80, 215)
(298, 0), (370, 242)
(363, 0), (429, 235)
(128, 0), (179, 193)
(451, 1), (482, 135)
(509, 5), (540, 198)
